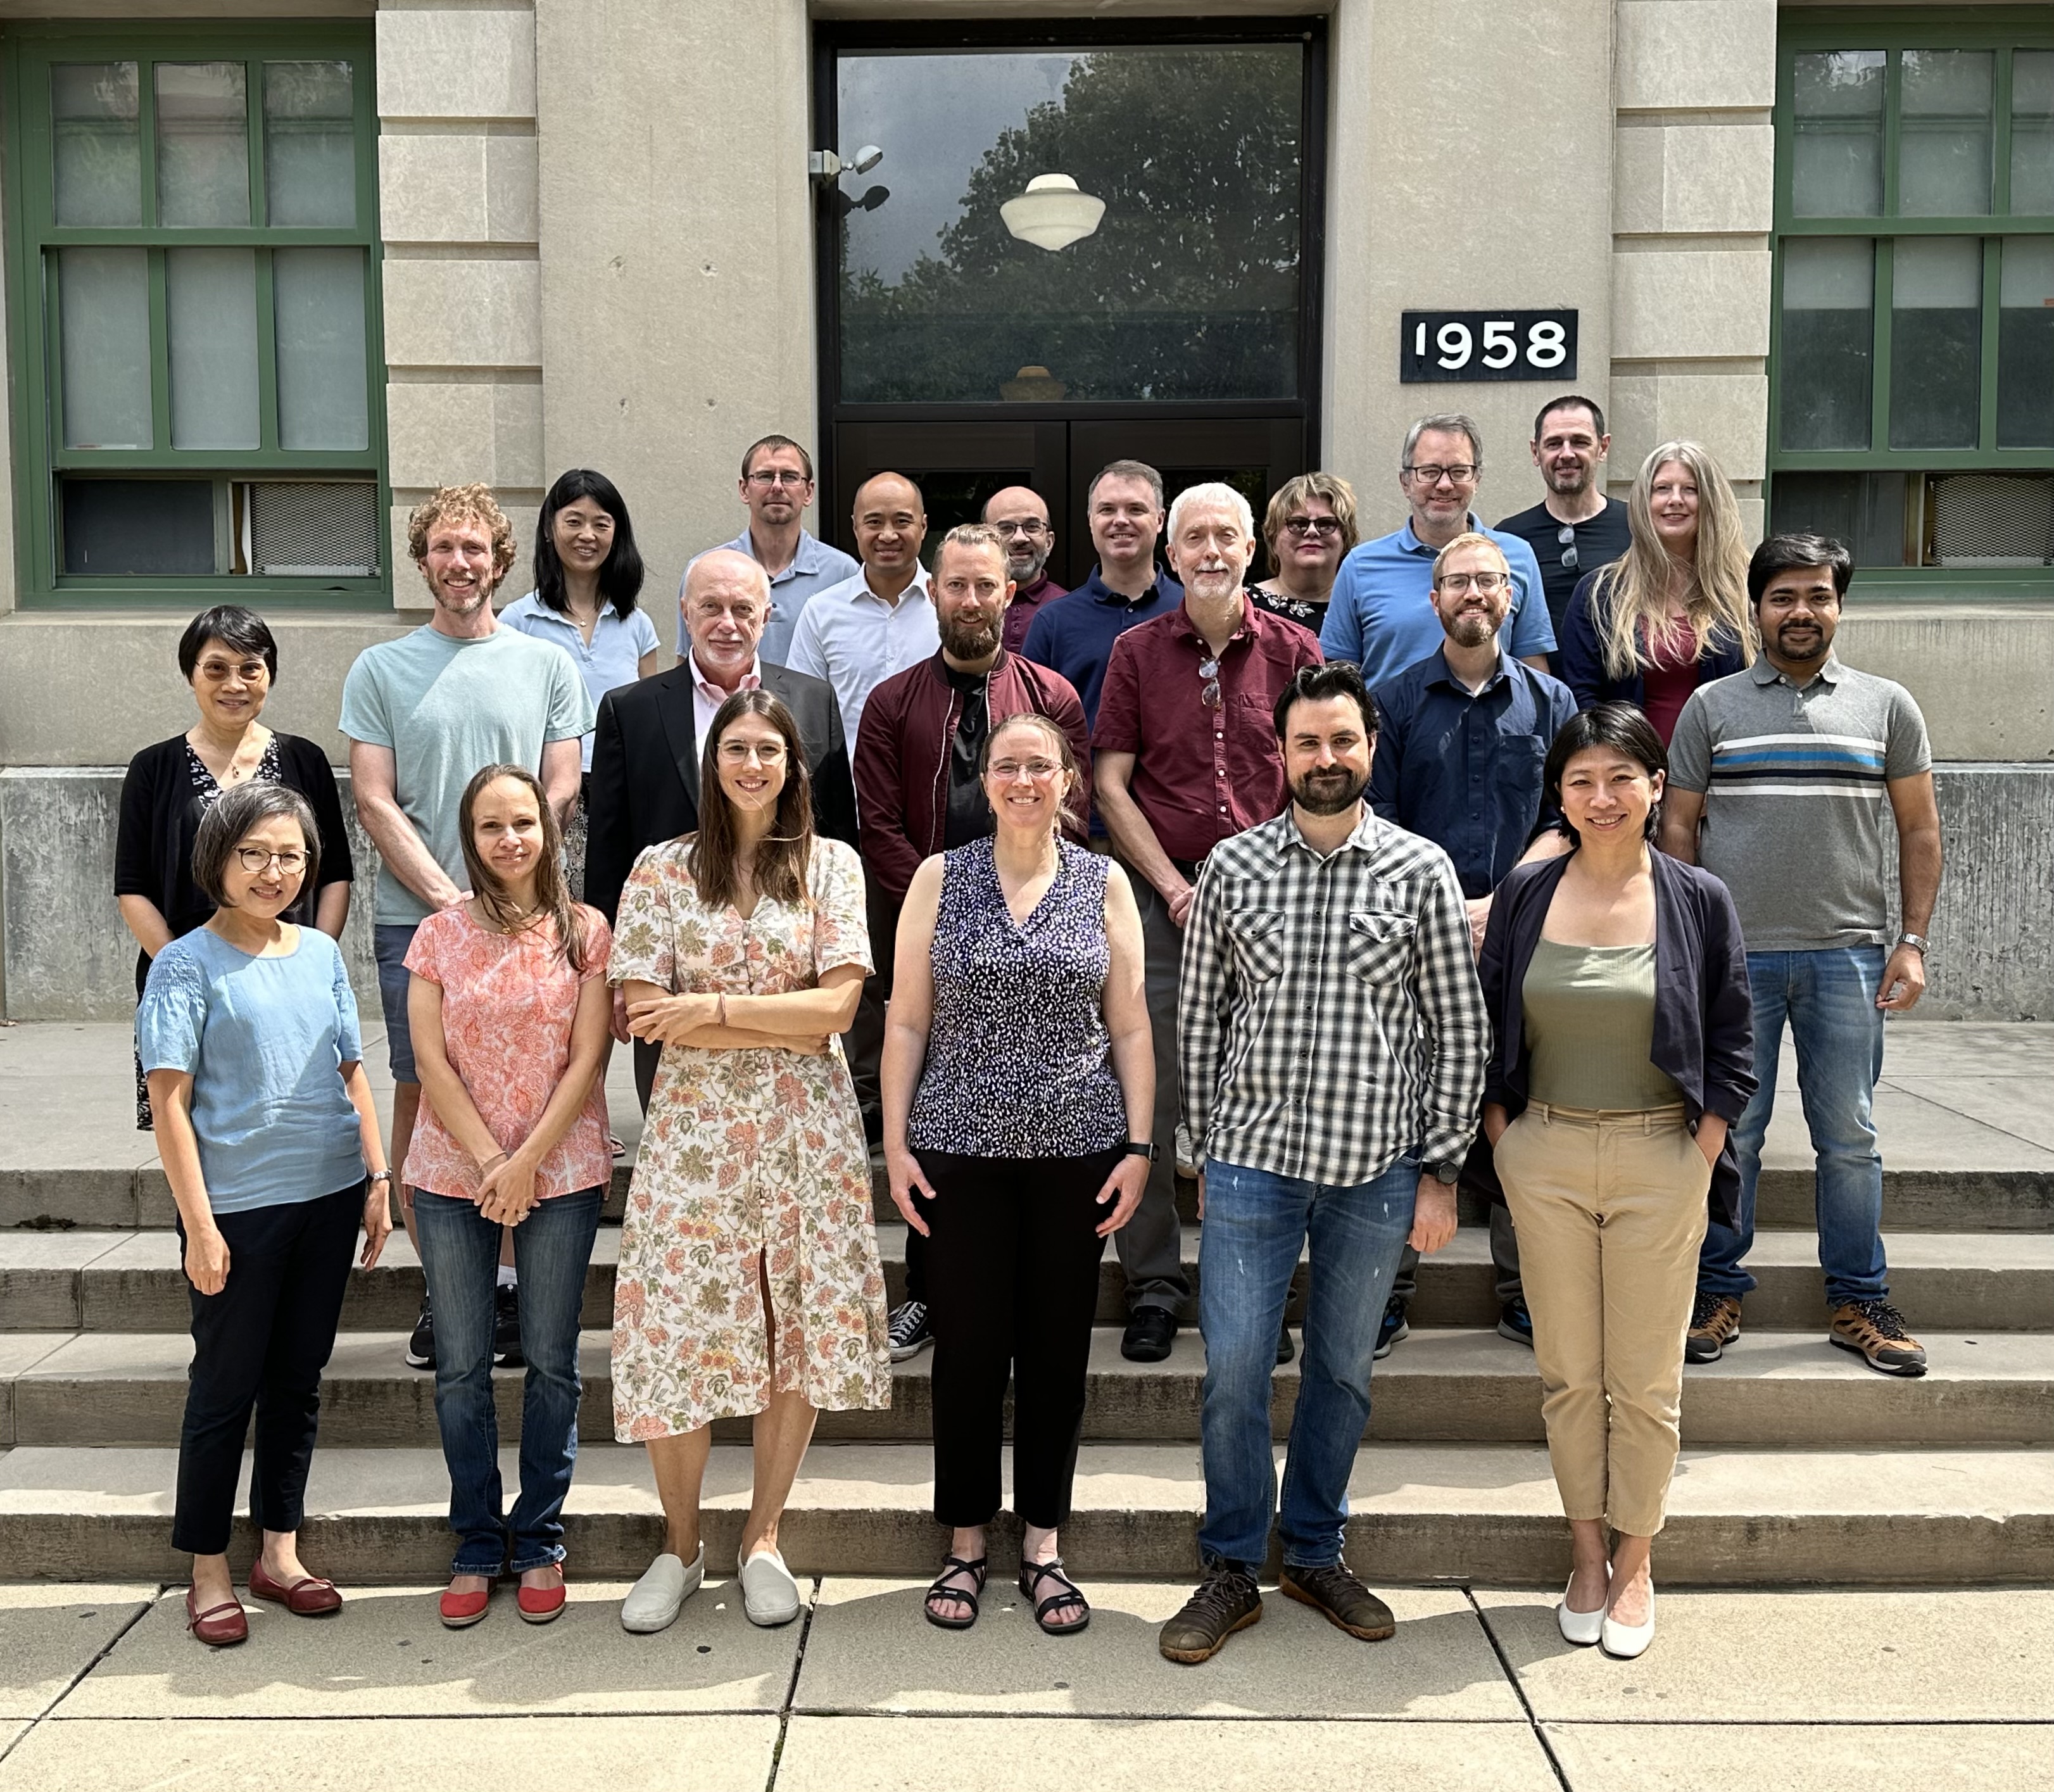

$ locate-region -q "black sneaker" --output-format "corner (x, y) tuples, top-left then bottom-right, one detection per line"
(1276, 1323), (1295, 1366)
(1496, 1297), (1534, 1347)
(1121, 1308), (1177, 1363)
(1373, 1295), (1408, 1361)
(1159, 1562), (1263, 1664)
(405, 1296), (435, 1371)
(887, 1299), (933, 1363)
(493, 1284), (523, 1368)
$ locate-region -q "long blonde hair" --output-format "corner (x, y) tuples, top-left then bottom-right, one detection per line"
(1591, 441), (1755, 681)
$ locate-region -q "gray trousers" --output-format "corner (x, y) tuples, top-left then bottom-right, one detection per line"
(1390, 1201), (1523, 1309)
(1126, 878), (1196, 1316)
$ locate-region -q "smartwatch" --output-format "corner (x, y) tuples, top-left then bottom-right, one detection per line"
(1124, 1141), (1159, 1162)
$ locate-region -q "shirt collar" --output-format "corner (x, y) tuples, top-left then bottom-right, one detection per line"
(1425, 644), (1508, 695)
(1397, 514), (1485, 556)
(691, 652), (762, 698)
(1751, 649), (1843, 689)
(722, 527), (833, 584)
(1085, 565), (1162, 607)
(1171, 593), (1254, 649)
(852, 565), (929, 606)
(1275, 804), (1385, 863)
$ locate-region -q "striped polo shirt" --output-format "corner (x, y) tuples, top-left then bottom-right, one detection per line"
(1667, 654), (1931, 951)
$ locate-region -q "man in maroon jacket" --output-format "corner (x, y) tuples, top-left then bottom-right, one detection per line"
(855, 522), (1092, 1360)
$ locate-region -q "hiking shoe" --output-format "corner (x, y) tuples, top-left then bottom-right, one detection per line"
(405, 1297), (436, 1371)
(1279, 1562), (1396, 1642)
(1373, 1294), (1408, 1360)
(493, 1284), (524, 1369)
(1829, 1299), (1927, 1377)
(1685, 1291), (1742, 1365)
(1159, 1563), (1263, 1664)
(887, 1300), (933, 1363)
(1496, 1297), (1534, 1347)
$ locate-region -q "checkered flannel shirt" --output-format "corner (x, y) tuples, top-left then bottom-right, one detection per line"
(1177, 807), (1489, 1187)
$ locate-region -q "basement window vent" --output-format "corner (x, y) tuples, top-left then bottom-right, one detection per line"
(1929, 472), (2054, 569)
(236, 479), (381, 577)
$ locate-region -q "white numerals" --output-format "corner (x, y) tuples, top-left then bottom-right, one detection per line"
(1527, 319), (1568, 368)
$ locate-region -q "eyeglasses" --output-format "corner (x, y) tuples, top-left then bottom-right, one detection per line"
(988, 758), (1060, 783)
(1198, 656), (1223, 710)
(1434, 571), (1511, 594)
(1402, 464), (1478, 486)
(745, 470), (809, 489)
(990, 519), (1049, 538)
(235, 847), (305, 874)
(1282, 515), (1341, 539)
(1556, 523), (1580, 572)
(717, 741), (786, 765)
(197, 659), (268, 683)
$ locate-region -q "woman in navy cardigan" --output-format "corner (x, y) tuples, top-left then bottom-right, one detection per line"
(1476, 705), (1754, 1662)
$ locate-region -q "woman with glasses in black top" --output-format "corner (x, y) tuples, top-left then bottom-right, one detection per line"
(1250, 473), (1359, 629)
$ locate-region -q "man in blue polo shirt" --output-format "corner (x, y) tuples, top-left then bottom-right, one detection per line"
(677, 433), (858, 665)
(1021, 458), (1182, 727)
(1322, 413), (1556, 688)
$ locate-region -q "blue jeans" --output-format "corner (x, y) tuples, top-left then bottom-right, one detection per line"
(1197, 1155), (1416, 1572)
(413, 1187), (603, 1575)
(372, 923), (420, 1083)
(1698, 947), (1888, 1307)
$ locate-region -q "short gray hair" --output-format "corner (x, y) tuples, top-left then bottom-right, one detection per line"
(192, 781), (320, 909)
(1402, 412), (1483, 470)
(1166, 480), (1256, 548)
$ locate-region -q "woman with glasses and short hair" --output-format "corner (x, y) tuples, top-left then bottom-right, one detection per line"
(116, 606), (355, 1130)
(1559, 442), (1754, 743)
(1252, 472), (1360, 628)
(137, 781), (393, 1647)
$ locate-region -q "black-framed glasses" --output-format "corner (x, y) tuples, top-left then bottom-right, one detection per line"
(235, 847), (305, 874)
(745, 470), (809, 489)
(991, 519), (1049, 538)
(1282, 515), (1341, 539)
(1557, 523), (1580, 572)
(1402, 464), (1477, 486)
(1198, 656), (1223, 710)
(1434, 571), (1511, 594)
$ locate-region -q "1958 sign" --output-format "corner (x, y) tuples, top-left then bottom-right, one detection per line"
(1400, 309), (1578, 383)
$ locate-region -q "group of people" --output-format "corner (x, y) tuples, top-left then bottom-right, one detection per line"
(116, 398), (1943, 1663)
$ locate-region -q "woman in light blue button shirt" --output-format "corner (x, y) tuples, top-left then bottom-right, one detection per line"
(502, 469), (660, 897)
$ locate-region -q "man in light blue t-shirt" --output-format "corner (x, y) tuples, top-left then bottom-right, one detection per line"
(340, 484), (593, 1370)
(1321, 412), (1557, 690)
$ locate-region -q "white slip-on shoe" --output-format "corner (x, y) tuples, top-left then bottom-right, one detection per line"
(621, 1544), (703, 1634)
(1556, 1571), (1607, 1646)
(738, 1548), (802, 1627)
(1601, 1586), (1656, 1660)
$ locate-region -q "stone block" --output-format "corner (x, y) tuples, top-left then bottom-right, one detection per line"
(0, 1582), (154, 1719)
(1546, 1723), (2054, 1792)
(1608, 368), (1769, 481)
(386, 379), (544, 491)
(381, 256), (543, 369)
(377, 132), (540, 245)
(1614, 120), (1775, 236)
(1616, 0), (1777, 111)
(1613, 248), (1772, 360)
(375, 9), (536, 122)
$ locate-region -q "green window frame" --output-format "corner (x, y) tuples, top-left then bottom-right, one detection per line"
(2, 20), (387, 609)
(1771, 8), (2054, 600)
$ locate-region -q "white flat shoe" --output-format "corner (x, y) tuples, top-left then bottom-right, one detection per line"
(621, 1544), (703, 1634)
(1601, 1586), (1655, 1660)
(1556, 1572), (1607, 1646)
(738, 1547), (801, 1627)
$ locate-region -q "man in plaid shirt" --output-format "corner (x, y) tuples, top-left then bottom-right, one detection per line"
(1158, 661), (1489, 1665)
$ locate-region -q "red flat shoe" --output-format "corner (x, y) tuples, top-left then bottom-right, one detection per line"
(185, 1586), (249, 1648)
(516, 1563), (567, 1625)
(440, 1575), (495, 1629)
(249, 1559), (343, 1616)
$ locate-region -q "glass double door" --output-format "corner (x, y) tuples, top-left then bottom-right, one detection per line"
(829, 416), (1306, 588)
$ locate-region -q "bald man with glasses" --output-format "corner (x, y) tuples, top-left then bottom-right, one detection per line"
(983, 486), (1069, 655)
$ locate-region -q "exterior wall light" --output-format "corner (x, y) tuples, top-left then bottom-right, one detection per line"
(1000, 174), (1106, 251)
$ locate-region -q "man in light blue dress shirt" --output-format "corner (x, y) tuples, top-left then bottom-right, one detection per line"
(1321, 413), (1556, 690)
(676, 434), (858, 665)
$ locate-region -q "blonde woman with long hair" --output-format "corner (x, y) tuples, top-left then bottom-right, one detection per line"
(1560, 442), (1755, 742)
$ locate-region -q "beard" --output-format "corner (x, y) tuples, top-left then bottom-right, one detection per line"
(1771, 621), (1828, 661)
(940, 614), (1002, 660)
(1544, 459), (1594, 496)
(1444, 610), (1499, 648)
(1007, 545), (1050, 585)
(1291, 764), (1368, 816)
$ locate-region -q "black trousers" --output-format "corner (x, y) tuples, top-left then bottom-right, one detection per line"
(919, 1147), (1121, 1529)
(173, 1182), (362, 1556)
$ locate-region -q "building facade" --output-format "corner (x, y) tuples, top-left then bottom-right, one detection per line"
(0, 0), (2048, 1018)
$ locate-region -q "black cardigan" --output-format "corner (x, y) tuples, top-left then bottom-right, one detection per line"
(1472, 848), (1756, 1227)
(115, 731), (354, 992)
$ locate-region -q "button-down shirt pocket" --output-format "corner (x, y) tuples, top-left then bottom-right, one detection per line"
(1344, 909), (1416, 981)
(1226, 907), (1287, 984)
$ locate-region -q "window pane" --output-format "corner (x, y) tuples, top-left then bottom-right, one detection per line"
(156, 62), (250, 227)
(1899, 49), (1993, 217)
(51, 63), (140, 227)
(264, 61), (355, 227)
(166, 248), (258, 449)
(62, 477), (216, 574)
(1779, 237), (1874, 450)
(57, 246), (152, 450)
(1889, 237), (1982, 449)
(1793, 50), (1885, 217)
(2013, 52), (2054, 217)
(1998, 237), (2054, 448)
(274, 247), (367, 450)
(1769, 470), (1910, 567)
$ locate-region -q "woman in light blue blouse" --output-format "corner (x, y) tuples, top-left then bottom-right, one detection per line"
(500, 469), (659, 897)
(139, 782), (393, 1648)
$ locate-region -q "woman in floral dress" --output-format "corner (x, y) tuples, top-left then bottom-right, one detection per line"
(610, 688), (889, 1635)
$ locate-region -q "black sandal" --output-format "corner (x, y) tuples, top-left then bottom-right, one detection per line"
(923, 1555), (988, 1630)
(1019, 1556), (1090, 1636)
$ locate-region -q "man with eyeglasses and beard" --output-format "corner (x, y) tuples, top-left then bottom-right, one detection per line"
(983, 486), (1069, 655)
(1496, 395), (1633, 650)
(1092, 483), (1321, 1365)
(1159, 660), (1487, 1665)
(855, 523), (1092, 1363)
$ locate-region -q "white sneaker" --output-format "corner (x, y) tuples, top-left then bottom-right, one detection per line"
(1601, 1586), (1655, 1660)
(738, 1548), (802, 1627)
(621, 1544), (703, 1634)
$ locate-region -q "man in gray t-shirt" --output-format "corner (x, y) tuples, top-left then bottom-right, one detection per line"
(1660, 534), (1942, 1379)
(341, 484), (593, 1369)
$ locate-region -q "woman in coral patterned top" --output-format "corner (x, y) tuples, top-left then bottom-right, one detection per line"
(609, 689), (888, 1638)
(405, 764), (613, 1632)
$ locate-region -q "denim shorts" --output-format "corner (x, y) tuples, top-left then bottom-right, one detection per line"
(373, 922), (421, 1083)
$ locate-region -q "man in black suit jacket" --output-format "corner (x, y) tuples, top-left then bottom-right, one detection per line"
(587, 548), (858, 1109)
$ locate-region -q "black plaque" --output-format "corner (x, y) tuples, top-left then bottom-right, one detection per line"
(1400, 310), (1579, 383)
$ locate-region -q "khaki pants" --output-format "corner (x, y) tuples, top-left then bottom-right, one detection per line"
(1494, 1102), (1711, 1538)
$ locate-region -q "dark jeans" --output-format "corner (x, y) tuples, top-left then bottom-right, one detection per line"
(1122, 874), (1197, 1316)
(413, 1186), (603, 1575)
(918, 1147), (1121, 1530)
(172, 1182), (363, 1557)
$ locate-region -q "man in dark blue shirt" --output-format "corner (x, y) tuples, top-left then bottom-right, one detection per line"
(1368, 530), (1577, 1358)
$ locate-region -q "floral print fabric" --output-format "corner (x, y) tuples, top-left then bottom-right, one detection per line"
(608, 835), (890, 1437)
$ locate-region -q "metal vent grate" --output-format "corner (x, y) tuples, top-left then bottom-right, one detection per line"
(241, 479), (380, 576)
(1929, 472), (2054, 568)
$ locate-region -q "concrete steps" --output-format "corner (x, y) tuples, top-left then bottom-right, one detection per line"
(1, 1439), (2046, 1587)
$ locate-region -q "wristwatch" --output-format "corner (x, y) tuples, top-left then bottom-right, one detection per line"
(1124, 1141), (1159, 1162)
(367, 1170), (393, 1186)
(1427, 1159), (1462, 1187)
(1898, 933), (1931, 955)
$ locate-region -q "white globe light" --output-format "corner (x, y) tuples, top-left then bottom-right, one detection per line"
(1000, 173), (1106, 253)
